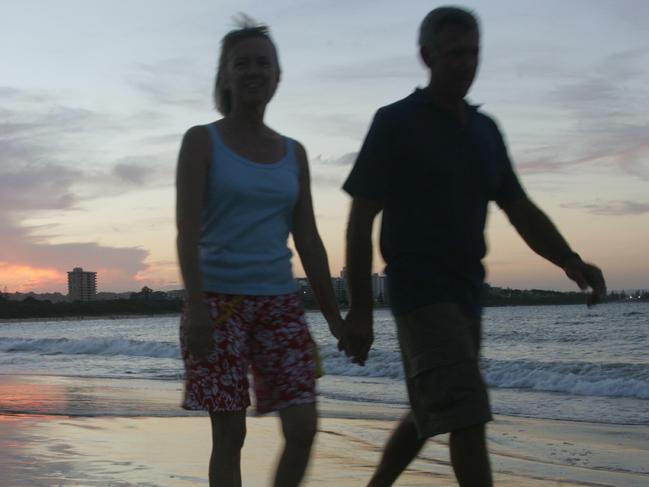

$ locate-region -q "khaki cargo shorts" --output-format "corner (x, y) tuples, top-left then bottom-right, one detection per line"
(395, 302), (492, 438)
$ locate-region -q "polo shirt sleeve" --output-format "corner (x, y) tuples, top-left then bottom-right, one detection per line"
(493, 123), (526, 208)
(342, 108), (392, 202)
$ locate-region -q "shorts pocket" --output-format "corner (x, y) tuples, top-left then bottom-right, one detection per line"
(412, 361), (483, 412)
(396, 302), (478, 378)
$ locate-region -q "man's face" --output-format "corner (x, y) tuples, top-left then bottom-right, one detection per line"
(426, 25), (480, 100)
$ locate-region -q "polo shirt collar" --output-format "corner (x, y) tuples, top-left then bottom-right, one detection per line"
(410, 88), (481, 113)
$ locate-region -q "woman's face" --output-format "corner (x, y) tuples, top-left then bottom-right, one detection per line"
(221, 37), (280, 110)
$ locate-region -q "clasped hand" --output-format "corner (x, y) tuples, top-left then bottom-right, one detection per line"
(335, 307), (374, 366)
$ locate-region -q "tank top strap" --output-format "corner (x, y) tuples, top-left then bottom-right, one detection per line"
(283, 136), (298, 168)
(204, 123), (220, 152)
(206, 123), (294, 167)
(283, 135), (294, 153)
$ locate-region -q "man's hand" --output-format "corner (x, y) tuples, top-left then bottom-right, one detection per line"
(184, 302), (213, 360)
(563, 257), (607, 307)
(340, 306), (374, 366)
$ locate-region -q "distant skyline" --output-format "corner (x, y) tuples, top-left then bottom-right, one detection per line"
(1, 0), (648, 293)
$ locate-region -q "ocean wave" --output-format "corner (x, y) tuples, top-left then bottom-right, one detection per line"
(483, 359), (649, 400)
(319, 345), (649, 400)
(320, 345), (404, 379)
(0, 336), (179, 359)
(3, 336), (648, 401)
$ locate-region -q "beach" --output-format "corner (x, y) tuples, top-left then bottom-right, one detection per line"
(1, 305), (647, 485)
(1, 375), (648, 487)
(2, 412), (647, 486)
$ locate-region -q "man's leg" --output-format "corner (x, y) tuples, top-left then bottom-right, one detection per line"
(274, 403), (317, 487)
(449, 422), (492, 487)
(393, 303), (493, 486)
(209, 410), (247, 487)
(367, 411), (426, 487)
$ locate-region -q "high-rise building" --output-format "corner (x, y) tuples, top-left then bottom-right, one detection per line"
(331, 276), (348, 305)
(67, 267), (97, 301)
(371, 273), (389, 305)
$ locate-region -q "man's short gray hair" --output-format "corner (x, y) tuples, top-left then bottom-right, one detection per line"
(418, 6), (479, 49)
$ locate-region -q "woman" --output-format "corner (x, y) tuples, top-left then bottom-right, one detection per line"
(176, 18), (344, 487)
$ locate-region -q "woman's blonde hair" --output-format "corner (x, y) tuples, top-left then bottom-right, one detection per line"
(214, 14), (281, 114)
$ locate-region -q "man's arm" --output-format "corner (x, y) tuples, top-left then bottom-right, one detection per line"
(343, 196), (383, 365)
(501, 197), (606, 304)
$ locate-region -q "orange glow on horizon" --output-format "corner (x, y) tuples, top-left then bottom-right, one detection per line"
(0, 263), (66, 293)
(134, 261), (180, 290)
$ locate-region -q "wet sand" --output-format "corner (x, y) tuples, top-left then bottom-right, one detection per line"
(1, 412), (647, 486)
(0, 375), (647, 486)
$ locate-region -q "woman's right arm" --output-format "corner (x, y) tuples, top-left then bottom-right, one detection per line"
(176, 126), (212, 359)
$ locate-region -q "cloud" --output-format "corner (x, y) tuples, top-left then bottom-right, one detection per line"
(0, 85), (177, 195)
(0, 86), (167, 292)
(112, 160), (150, 185)
(0, 86), (50, 104)
(128, 59), (209, 108)
(0, 163), (80, 211)
(137, 132), (184, 148)
(0, 214), (149, 293)
(309, 153), (357, 187)
(0, 87), (20, 97)
(0, 100), (106, 176)
(134, 260), (180, 291)
(294, 112), (371, 140)
(516, 47), (649, 180)
(561, 200), (649, 216)
(315, 55), (420, 81)
(312, 153), (357, 167)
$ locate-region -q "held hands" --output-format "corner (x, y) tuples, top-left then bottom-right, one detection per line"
(326, 314), (346, 342)
(338, 306), (374, 366)
(563, 257), (607, 307)
(184, 302), (213, 360)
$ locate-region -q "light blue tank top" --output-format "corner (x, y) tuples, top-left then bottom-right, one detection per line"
(200, 123), (299, 295)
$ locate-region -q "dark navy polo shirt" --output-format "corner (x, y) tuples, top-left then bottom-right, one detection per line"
(343, 89), (526, 317)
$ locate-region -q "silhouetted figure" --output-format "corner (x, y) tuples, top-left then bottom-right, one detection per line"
(176, 16), (343, 487)
(341, 6), (606, 486)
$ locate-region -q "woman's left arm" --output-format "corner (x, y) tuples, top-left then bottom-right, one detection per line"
(292, 141), (344, 339)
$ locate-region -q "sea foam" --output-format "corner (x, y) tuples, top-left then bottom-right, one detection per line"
(0, 337), (179, 359)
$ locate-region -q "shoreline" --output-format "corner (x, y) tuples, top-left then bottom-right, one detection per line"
(2, 300), (647, 322)
(0, 374), (647, 485)
(1, 371), (646, 426)
(1, 412), (647, 486)
(0, 312), (179, 324)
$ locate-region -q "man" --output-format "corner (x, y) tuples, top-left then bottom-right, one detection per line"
(341, 6), (606, 487)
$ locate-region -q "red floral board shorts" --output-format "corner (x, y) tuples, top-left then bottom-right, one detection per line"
(180, 293), (316, 414)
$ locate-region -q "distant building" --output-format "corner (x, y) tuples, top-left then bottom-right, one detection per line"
(67, 267), (97, 301)
(294, 269), (387, 308)
(331, 276), (348, 305)
(370, 273), (389, 305)
(340, 267), (347, 282)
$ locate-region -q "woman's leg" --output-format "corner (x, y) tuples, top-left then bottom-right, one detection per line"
(274, 403), (317, 487)
(209, 410), (247, 487)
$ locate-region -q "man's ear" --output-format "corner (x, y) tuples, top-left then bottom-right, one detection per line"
(420, 45), (434, 69)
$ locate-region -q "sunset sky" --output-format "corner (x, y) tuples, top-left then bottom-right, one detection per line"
(1, 0), (648, 294)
